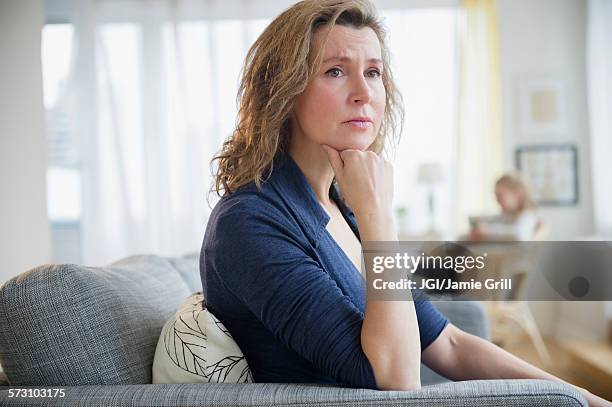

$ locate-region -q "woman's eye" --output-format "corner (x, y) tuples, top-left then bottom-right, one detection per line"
(367, 69), (382, 78)
(326, 68), (343, 78)
(325, 67), (382, 78)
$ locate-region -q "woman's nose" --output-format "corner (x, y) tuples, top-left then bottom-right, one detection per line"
(350, 74), (373, 104)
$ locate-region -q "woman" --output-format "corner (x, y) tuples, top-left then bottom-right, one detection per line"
(469, 173), (542, 241)
(200, 1), (608, 405)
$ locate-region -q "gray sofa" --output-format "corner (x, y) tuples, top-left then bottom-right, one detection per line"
(0, 254), (587, 406)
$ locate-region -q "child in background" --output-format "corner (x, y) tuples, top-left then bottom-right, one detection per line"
(469, 173), (542, 241)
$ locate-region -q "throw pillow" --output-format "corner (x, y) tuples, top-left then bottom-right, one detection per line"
(152, 291), (253, 383)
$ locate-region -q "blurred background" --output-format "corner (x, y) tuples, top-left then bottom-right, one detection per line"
(0, 0), (611, 396)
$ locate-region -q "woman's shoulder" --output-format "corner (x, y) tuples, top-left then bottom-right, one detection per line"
(210, 184), (275, 220)
(207, 181), (295, 238)
(203, 182), (311, 263)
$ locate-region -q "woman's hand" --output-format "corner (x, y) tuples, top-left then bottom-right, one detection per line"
(580, 388), (612, 407)
(423, 325), (612, 407)
(322, 145), (394, 221)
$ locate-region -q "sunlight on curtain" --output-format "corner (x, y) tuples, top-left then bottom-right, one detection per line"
(42, 24), (82, 223)
(69, 1), (272, 265)
(455, 0), (503, 235)
(383, 8), (458, 238)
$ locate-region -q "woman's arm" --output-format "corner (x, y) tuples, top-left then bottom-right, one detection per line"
(324, 146), (422, 391)
(360, 214), (422, 391)
(422, 324), (611, 406)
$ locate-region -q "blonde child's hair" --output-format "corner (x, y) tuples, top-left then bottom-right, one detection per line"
(495, 173), (536, 213)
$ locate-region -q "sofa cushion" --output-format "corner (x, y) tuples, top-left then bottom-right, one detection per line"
(0, 254), (198, 386)
(168, 253), (202, 294)
(153, 292), (253, 384)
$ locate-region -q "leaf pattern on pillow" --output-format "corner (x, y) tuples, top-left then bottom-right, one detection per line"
(161, 294), (253, 383)
(207, 355), (254, 382)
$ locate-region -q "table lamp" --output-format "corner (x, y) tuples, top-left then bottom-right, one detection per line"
(417, 162), (444, 234)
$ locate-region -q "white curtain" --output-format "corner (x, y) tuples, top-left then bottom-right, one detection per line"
(454, 0), (503, 235)
(65, 0), (461, 265)
(383, 7), (459, 238)
(69, 0), (293, 266)
(587, 0), (612, 238)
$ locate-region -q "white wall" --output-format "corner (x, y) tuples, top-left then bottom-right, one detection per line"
(0, 0), (51, 285)
(498, 0), (594, 240)
(498, 0), (607, 341)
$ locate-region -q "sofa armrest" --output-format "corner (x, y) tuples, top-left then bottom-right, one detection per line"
(0, 380), (587, 406)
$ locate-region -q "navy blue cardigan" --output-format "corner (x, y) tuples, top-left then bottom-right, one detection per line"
(200, 152), (448, 389)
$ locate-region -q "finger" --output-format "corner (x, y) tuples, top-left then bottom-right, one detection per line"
(322, 145), (343, 176)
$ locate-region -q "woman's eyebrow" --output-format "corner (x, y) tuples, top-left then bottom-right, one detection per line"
(322, 56), (383, 64)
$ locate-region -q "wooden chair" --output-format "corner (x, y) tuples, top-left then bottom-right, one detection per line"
(485, 272), (551, 365)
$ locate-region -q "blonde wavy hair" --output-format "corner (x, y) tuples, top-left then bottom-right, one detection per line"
(211, 0), (404, 196)
(496, 173), (536, 214)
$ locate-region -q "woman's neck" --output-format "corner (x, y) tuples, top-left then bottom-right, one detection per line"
(288, 137), (335, 207)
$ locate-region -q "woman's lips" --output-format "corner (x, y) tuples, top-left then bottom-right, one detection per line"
(344, 120), (372, 130)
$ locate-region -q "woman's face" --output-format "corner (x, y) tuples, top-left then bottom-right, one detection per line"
(291, 24), (386, 152)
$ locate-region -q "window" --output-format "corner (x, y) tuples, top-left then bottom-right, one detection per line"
(383, 8), (458, 238)
(42, 23), (82, 263)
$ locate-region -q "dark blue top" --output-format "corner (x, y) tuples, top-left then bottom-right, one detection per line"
(200, 152), (449, 389)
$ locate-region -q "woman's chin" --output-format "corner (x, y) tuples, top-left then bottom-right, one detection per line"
(327, 137), (375, 152)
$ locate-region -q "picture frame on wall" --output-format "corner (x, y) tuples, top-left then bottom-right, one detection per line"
(515, 145), (578, 206)
(519, 76), (568, 135)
